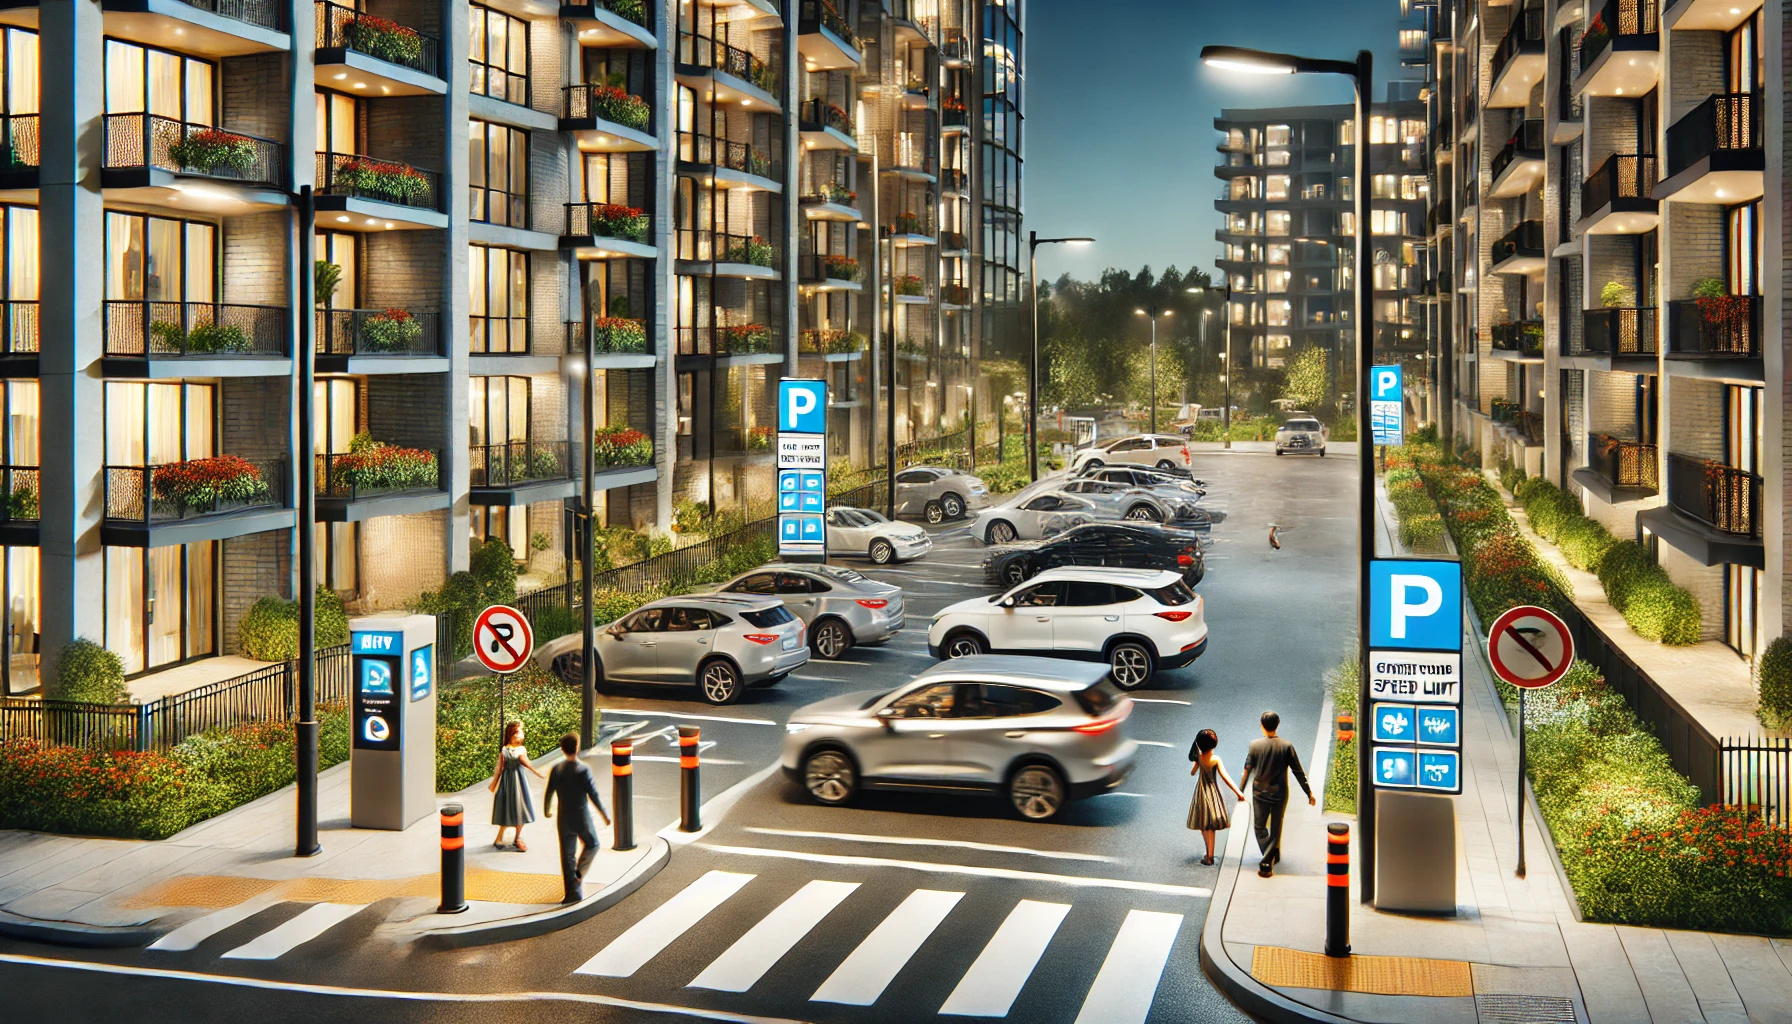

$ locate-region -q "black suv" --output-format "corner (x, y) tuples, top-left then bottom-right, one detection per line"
(981, 522), (1206, 587)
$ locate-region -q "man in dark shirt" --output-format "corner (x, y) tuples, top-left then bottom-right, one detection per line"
(543, 733), (611, 903)
(1237, 710), (1314, 877)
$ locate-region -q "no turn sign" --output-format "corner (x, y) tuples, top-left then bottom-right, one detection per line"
(474, 605), (534, 674)
(1487, 605), (1573, 689)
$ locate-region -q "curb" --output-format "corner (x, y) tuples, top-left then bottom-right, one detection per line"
(413, 835), (670, 949)
(0, 908), (162, 949)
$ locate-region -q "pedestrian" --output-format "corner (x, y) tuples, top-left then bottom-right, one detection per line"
(543, 732), (612, 904)
(1186, 728), (1244, 866)
(488, 720), (545, 851)
(1236, 710), (1314, 878)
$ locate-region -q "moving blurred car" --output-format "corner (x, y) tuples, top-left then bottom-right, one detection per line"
(982, 521), (1206, 587)
(1056, 477), (1199, 523)
(781, 655), (1137, 820)
(532, 594), (806, 704)
(825, 506), (931, 564)
(717, 563), (904, 660)
(1275, 417), (1329, 456)
(1070, 434), (1193, 473)
(970, 491), (1101, 544)
(1076, 465), (1207, 496)
(928, 567), (1207, 689)
(893, 466), (991, 523)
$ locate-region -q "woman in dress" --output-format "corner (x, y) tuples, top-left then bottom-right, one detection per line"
(489, 720), (545, 851)
(1188, 728), (1244, 865)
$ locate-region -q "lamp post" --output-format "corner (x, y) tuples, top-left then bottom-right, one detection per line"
(1028, 232), (1095, 482)
(1133, 306), (1173, 433)
(1188, 283), (1233, 449)
(1203, 43), (1376, 903)
(293, 185), (319, 858)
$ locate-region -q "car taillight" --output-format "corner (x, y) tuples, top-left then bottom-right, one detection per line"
(743, 634), (780, 645)
(1182, 446), (1191, 464)
(855, 599), (889, 609)
(1073, 718), (1120, 735)
(1155, 611), (1193, 622)
(1177, 552), (1194, 566)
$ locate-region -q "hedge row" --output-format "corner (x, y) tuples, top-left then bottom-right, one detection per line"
(1323, 656), (1358, 814)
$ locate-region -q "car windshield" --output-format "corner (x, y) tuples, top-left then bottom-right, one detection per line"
(740, 606), (794, 627)
(1073, 680), (1125, 716)
(813, 565), (868, 584)
(1284, 420), (1321, 431)
(857, 509), (889, 523)
(1145, 581), (1197, 606)
(859, 690), (892, 710)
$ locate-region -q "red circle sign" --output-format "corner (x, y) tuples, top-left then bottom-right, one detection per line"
(474, 605), (534, 674)
(1487, 605), (1573, 689)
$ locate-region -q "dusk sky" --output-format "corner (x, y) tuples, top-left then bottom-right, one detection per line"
(1025, 0), (1410, 286)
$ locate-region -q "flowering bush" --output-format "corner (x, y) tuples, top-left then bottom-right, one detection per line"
(802, 328), (865, 354)
(820, 181), (855, 204)
(167, 128), (257, 176)
(586, 85), (651, 131)
(592, 316), (647, 353)
(821, 254), (860, 281)
(716, 322), (774, 352)
(587, 203), (648, 243)
(594, 425), (652, 468)
(185, 321), (252, 353)
(942, 283), (970, 306)
(151, 454), (272, 511)
(895, 274), (925, 296)
(335, 158), (431, 206)
(360, 307), (424, 352)
(747, 425), (773, 451)
(892, 212), (927, 236)
(332, 433), (438, 493)
(722, 235), (776, 267)
(344, 14), (424, 68)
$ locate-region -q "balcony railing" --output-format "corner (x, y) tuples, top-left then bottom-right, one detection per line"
(105, 456), (285, 525)
(104, 301), (287, 358)
(1490, 118), (1544, 180)
(1667, 452), (1760, 538)
(1491, 221), (1544, 264)
(315, 0), (441, 78)
(564, 317), (650, 355)
(677, 132), (778, 180)
(1490, 5), (1546, 85)
(173, 0), (283, 30)
(316, 151), (440, 210)
(0, 465), (37, 522)
(889, 211), (935, 236)
(799, 0), (856, 49)
(1579, 0), (1657, 68)
(470, 440), (571, 487)
(940, 230), (967, 251)
(316, 307), (440, 357)
(1667, 296), (1761, 358)
(676, 229), (780, 268)
(677, 32), (779, 96)
(564, 202), (651, 245)
(1490, 319), (1544, 357)
(798, 98), (852, 136)
(1579, 307), (1656, 355)
(0, 301), (36, 355)
(562, 83), (652, 133)
(675, 325), (780, 356)
(1665, 92), (1760, 178)
(103, 115), (283, 188)
(1581, 153), (1656, 213)
(0, 114), (37, 174)
(1556, 27), (1582, 122)
(797, 253), (861, 284)
(316, 447), (442, 501)
(1587, 432), (1658, 491)
(567, 0), (651, 28)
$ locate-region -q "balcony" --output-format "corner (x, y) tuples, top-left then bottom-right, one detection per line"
(799, 328), (865, 360)
(1487, 6), (1546, 108)
(102, 455), (292, 546)
(675, 230), (780, 279)
(1574, 431), (1658, 501)
(940, 230), (968, 254)
(676, 132), (781, 191)
(1664, 0), (1762, 31)
(315, 445), (447, 522)
(1489, 319), (1544, 359)
(101, 115), (286, 211)
(560, 84), (657, 153)
(0, 462), (31, 544)
(1636, 453), (1763, 567)
(1655, 92), (1762, 203)
(315, 307), (444, 373)
(470, 440), (585, 505)
(888, 211), (935, 246)
(314, 151), (446, 229)
(1575, 0), (1659, 98)
(100, 0), (288, 57)
(942, 102), (966, 133)
(1665, 295), (1762, 375)
(558, 0), (656, 49)
(102, 300), (289, 377)
(675, 325), (784, 365)
(798, 98), (855, 151)
(797, 253), (862, 292)
(797, 0), (860, 70)
(313, 0), (444, 95)
(0, 113), (35, 192)
(882, 131), (938, 182)
(1575, 307), (1657, 364)
(565, 317), (654, 369)
(0, 300), (35, 374)
(560, 202), (656, 260)
(1490, 220), (1544, 274)
(676, 32), (780, 110)
(798, 182), (860, 222)
(1578, 153), (1658, 233)
(1487, 118), (1545, 197)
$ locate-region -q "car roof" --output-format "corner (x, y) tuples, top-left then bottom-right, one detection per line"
(912, 655), (1112, 693)
(640, 593), (783, 611)
(1025, 565), (1184, 587)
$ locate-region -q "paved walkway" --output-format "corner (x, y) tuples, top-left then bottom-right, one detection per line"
(1198, 483), (1792, 1023)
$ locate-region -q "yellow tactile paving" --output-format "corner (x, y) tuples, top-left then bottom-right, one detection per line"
(1251, 945), (1475, 997)
(120, 869), (565, 909)
(120, 875), (282, 910)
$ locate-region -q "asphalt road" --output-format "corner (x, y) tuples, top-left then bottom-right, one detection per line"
(0, 448), (1359, 1024)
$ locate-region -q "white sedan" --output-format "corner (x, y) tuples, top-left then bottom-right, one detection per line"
(971, 492), (1100, 545)
(825, 506), (932, 564)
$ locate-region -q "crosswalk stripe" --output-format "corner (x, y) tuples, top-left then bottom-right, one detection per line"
(1069, 909), (1184, 1024)
(218, 903), (367, 961)
(686, 880), (860, 993)
(574, 870), (756, 979)
(937, 899), (1071, 1017)
(809, 889), (963, 1006)
(147, 894), (285, 952)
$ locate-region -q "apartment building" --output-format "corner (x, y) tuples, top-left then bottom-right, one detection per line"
(2, 0), (1015, 696)
(1417, 0), (1774, 656)
(1213, 97), (1429, 391)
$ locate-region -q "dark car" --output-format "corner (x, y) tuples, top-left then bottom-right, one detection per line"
(981, 521), (1206, 588)
(1075, 461), (1203, 485)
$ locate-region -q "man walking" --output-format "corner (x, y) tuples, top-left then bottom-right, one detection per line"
(1237, 710), (1314, 878)
(543, 733), (611, 903)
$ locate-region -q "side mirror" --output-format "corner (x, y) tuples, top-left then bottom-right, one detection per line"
(876, 707), (898, 730)
(999, 597), (1017, 609)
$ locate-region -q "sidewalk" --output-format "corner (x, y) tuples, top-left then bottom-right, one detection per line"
(1198, 485), (1792, 1024)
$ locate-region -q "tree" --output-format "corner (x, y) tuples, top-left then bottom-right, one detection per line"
(1281, 346), (1331, 411)
(1124, 345), (1187, 412)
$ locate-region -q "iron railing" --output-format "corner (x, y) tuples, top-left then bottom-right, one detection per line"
(798, 98), (853, 136)
(1665, 91), (1760, 178)
(676, 228), (781, 268)
(470, 440), (571, 487)
(1581, 153), (1655, 213)
(1587, 432), (1658, 490)
(316, 307), (440, 357)
(0, 300), (36, 355)
(1490, 319), (1543, 356)
(564, 201), (651, 245)
(315, 0), (441, 78)
(316, 447), (443, 501)
(565, 0), (651, 28)
(1579, 0), (1658, 68)
(1490, 4), (1546, 85)
(1490, 118), (1544, 180)
(1667, 452), (1761, 538)
(316, 151), (440, 210)
(677, 32), (779, 95)
(102, 114), (282, 187)
(1579, 306), (1656, 355)
(0, 465), (37, 521)
(565, 318), (651, 355)
(799, 0), (856, 49)
(1666, 296), (1761, 358)
(174, 0), (283, 30)
(104, 301), (287, 358)
(562, 83), (653, 133)
(104, 457), (286, 525)
(0, 113), (37, 173)
(675, 325), (781, 356)
(1722, 737), (1792, 828)
(677, 131), (778, 179)
(1491, 220), (1544, 265)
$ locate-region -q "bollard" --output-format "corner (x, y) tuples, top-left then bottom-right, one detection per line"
(1325, 821), (1350, 957)
(438, 803), (468, 914)
(611, 739), (635, 851)
(678, 724), (701, 832)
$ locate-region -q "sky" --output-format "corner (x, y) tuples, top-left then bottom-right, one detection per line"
(1023, 0), (1411, 286)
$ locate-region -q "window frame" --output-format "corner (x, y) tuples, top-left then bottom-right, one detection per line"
(469, 2), (530, 106)
(469, 118), (529, 229)
(468, 244), (530, 353)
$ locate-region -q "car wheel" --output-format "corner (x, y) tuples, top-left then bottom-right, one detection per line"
(869, 539), (896, 565)
(1000, 558), (1030, 585)
(698, 659), (742, 705)
(1124, 504), (1161, 522)
(811, 619), (851, 660)
(941, 493), (965, 519)
(1156, 460), (1176, 471)
(1083, 458), (1103, 469)
(944, 631), (986, 659)
(925, 500), (945, 524)
(550, 652), (581, 686)
(804, 749), (857, 806)
(988, 520), (1018, 544)
(1009, 764), (1066, 821)
(1320, 449), (1327, 457)
(1275, 449), (1285, 456)
(1108, 641), (1155, 690)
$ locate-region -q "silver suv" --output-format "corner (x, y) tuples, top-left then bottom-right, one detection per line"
(717, 563), (905, 660)
(533, 594), (807, 704)
(781, 655), (1137, 821)
(894, 466), (992, 523)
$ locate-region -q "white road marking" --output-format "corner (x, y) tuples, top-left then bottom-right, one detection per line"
(598, 709), (776, 726)
(697, 845), (1208, 897)
(147, 893), (284, 952)
(937, 900), (1071, 1017)
(574, 871), (756, 978)
(1094, 792), (1150, 799)
(1070, 909), (1184, 1024)
(1128, 698), (1191, 706)
(1135, 740), (1175, 748)
(809, 889), (963, 1005)
(744, 828), (1118, 863)
(660, 764), (781, 846)
(687, 880), (860, 993)
(219, 902), (367, 960)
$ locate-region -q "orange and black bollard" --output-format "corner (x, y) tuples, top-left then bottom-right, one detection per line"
(611, 739), (635, 851)
(679, 724), (701, 832)
(1325, 821), (1350, 957)
(438, 803), (468, 914)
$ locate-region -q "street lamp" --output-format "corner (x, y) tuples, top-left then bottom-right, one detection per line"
(1028, 231), (1095, 482)
(1133, 306), (1172, 433)
(1188, 283), (1234, 449)
(1203, 43), (1378, 903)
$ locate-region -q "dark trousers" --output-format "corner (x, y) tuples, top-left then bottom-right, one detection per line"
(557, 824), (599, 902)
(1252, 795), (1288, 871)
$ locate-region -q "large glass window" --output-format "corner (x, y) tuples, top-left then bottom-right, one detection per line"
(105, 212), (215, 305)
(469, 3), (529, 105)
(1727, 202), (1759, 294)
(468, 375), (529, 448)
(314, 90), (356, 156)
(104, 40), (212, 123)
(0, 544), (36, 694)
(0, 28), (38, 117)
(468, 244), (528, 352)
(315, 231), (358, 308)
(469, 120), (527, 227)
(105, 381), (213, 466)
(106, 541), (214, 675)
(1727, 12), (1762, 93)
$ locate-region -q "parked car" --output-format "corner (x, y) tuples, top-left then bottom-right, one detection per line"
(825, 506), (932, 564)
(1275, 417), (1329, 456)
(716, 563), (904, 660)
(1076, 465), (1207, 496)
(970, 491), (1101, 544)
(893, 466), (992, 523)
(1056, 478), (1199, 523)
(781, 655), (1137, 820)
(533, 594), (807, 704)
(928, 567), (1208, 689)
(981, 521), (1206, 587)
(1070, 434), (1193, 473)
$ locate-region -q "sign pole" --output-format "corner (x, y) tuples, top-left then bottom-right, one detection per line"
(1516, 687), (1526, 878)
(1485, 604), (1573, 883)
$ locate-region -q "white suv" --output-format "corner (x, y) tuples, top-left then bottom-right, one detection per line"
(1071, 434), (1192, 473)
(927, 567), (1208, 689)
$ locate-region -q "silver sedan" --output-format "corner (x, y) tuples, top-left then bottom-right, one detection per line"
(894, 466), (992, 523)
(1055, 478), (1196, 522)
(718, 563), (905, 660)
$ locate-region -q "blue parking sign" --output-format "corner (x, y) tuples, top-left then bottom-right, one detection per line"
(1416, 706), (1459, 746)
(1370, 559), (1463, 651)
(1372, 703), (1417, 743)
(778, 379), (828, 435)
(1417, 751), (1460, 792)
(1372, 747), (1417, 788)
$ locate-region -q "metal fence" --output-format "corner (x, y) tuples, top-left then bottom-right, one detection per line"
(1722, 737), (1792, 828)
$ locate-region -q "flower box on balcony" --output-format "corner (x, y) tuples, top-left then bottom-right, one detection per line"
(892, 212), (928, 236)
(331, 436), (438, 493)
(590, 317), (647, 353)
(594, 425), (653, 468)
(152, 455), (274, 511)
(585, 85), (651, 131)
(895, 274), (925, 297)
(359, 308), (423, 352)
(344, 14), (425, 67)
(587, 203), (648, 243)
(821, 254), (860, 281)
(722, 236), (776, 267)
(802, 328), (865, 354)
(716, 323), (775, 353)
(942, 284), (970, 306)
(336, 158), (431, 205)
(168, 128), (258, 176)
(747, 425), (773, 451)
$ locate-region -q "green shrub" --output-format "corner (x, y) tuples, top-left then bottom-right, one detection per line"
(1324, 657), (1358, 814)
(1625, 574), (1703, 645)
(1398, 513), (1445, 551)
(1499, 462), (1526, 495)
(237, 587), (350, 662)
(52, 638), (127, 704)
(1595, 541), (1654, 611)
(470, 537), (518, 605)
(1556, 515), (1617, 571)
(435, 666), (581, 793)
(1758, 636), (1792, 729)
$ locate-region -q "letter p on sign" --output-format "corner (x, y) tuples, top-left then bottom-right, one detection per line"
(1370, 559), (1462, 652)
(778, 379), (827, 435)
(1389, 575), (1442, 638)
(1373, 367), (1401, 401)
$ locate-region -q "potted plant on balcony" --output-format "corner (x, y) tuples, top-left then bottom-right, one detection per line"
(151, 454), (272, 511)
(747, 425), (773, 451)
(1600, 281), (1633, 307)
(821, 254), (860, 281)
(747, 148), (773, 179)
(314, 260), (343, 306)
(337, 158), (431, 205)
(344, 14), (424, 68)
(587, 203), (648, 243)
(5, 479), (36, 520)
(361, 307), (423, 352)
(1692, 276), (1753, 343)
(335, 433), (438, 493)
(802, 328), (865, 354)
(942, 283), (970, 306)
(186, 320), (253, 354)
(607, 0), (647, 25)
(895, 274), (925, 296)
(593, 425), (652, 468)
(892, 212), (927, 236)
(586, 84), (651, 131)
(167, 127), (257, 177)
(592, 316), (646, 353)
(723, 235), (776, 267)
(716, 322), (774, 352)
(822, 181), (855, 204)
